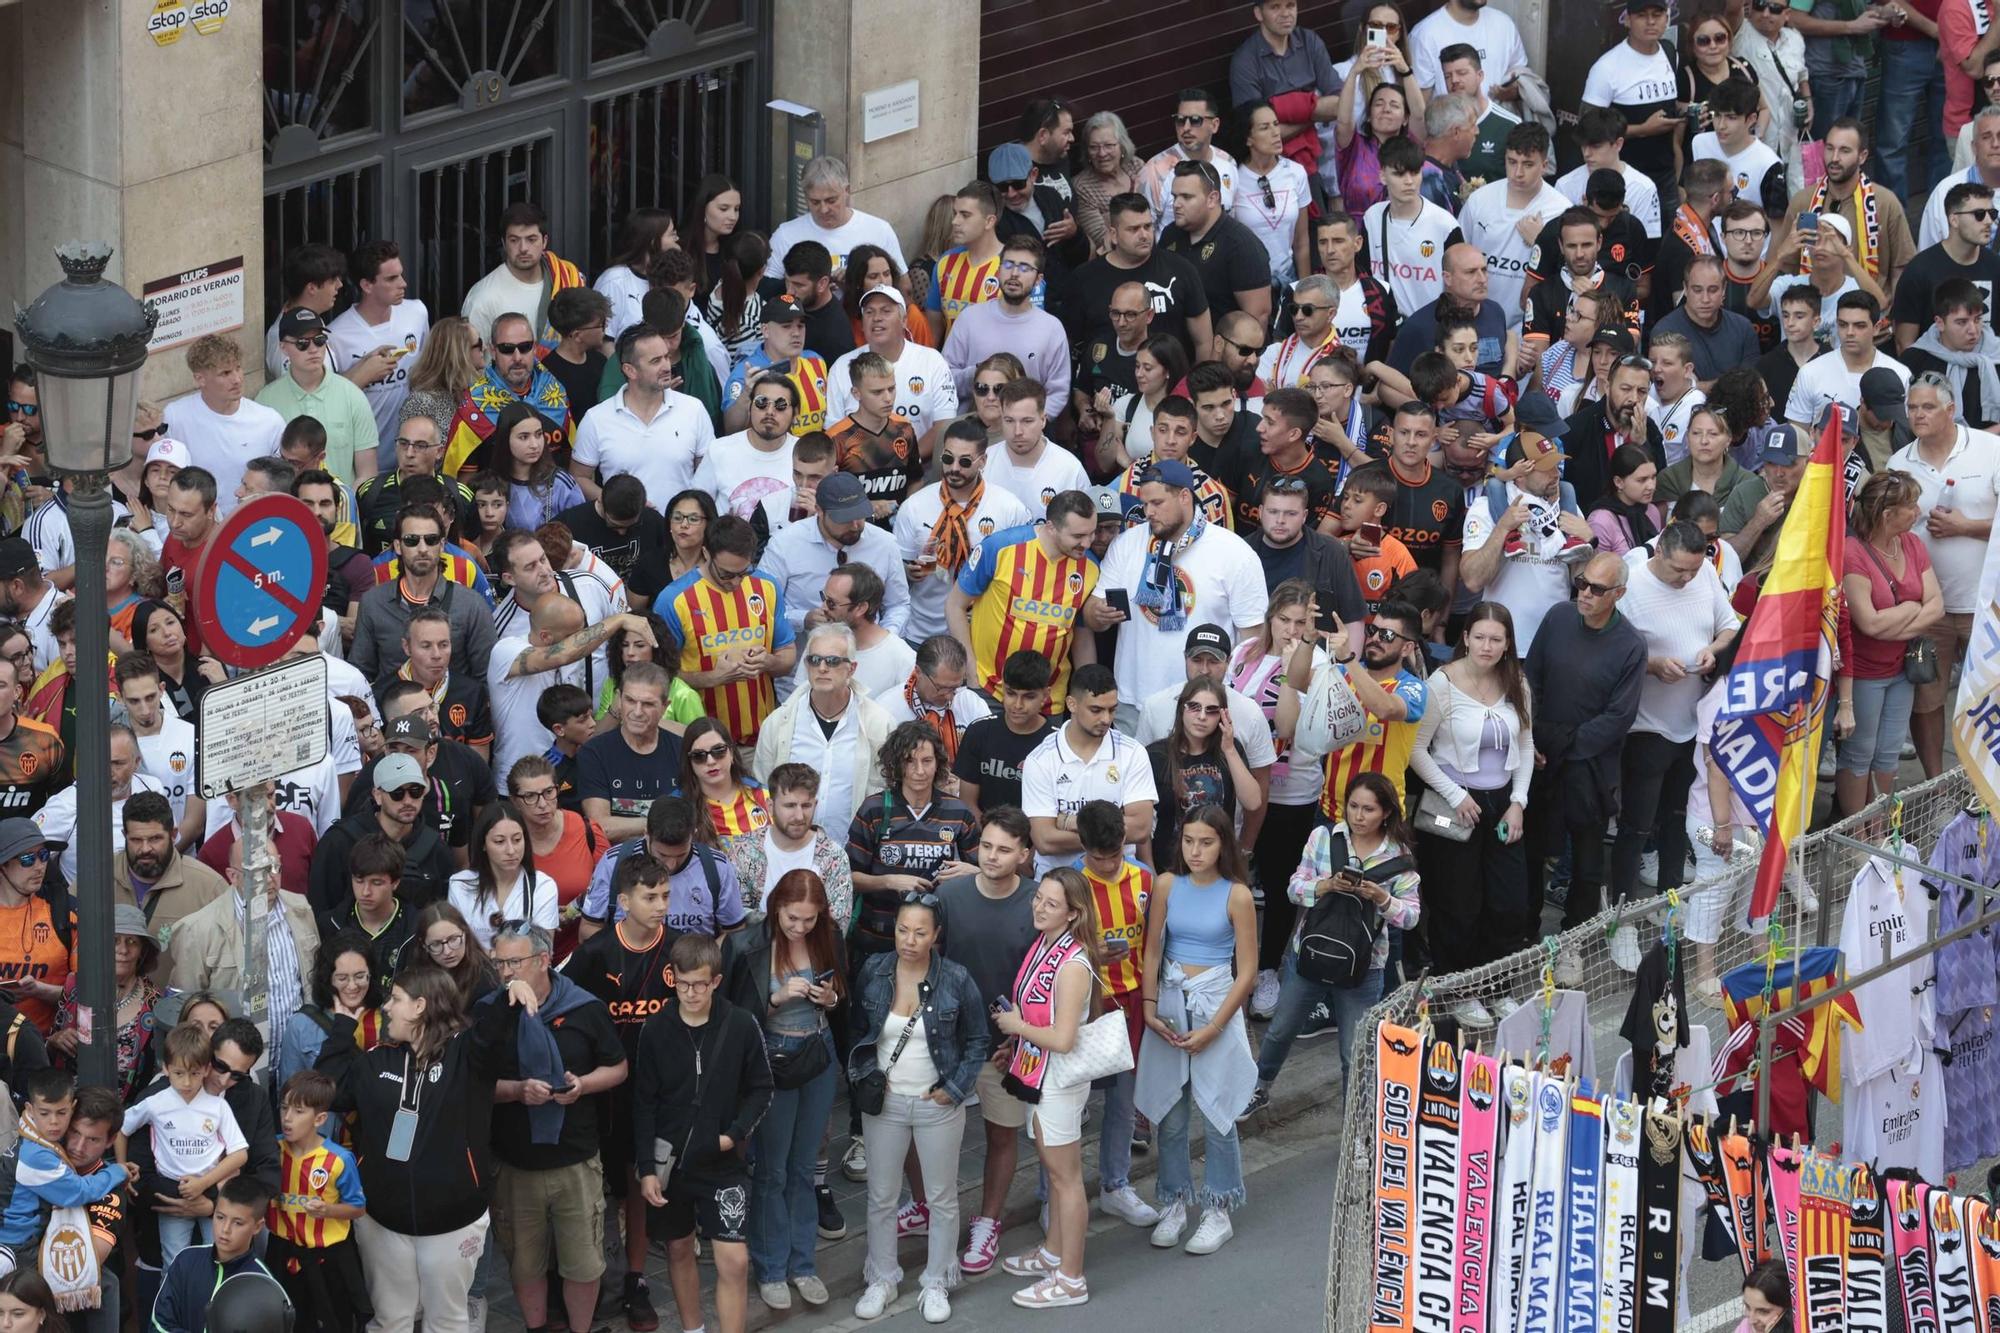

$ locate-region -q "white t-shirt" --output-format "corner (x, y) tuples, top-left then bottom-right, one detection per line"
(121, 1086), (248, 1180)
(135, 716), (200, 826)
(448, 868), (562, 949)
(1134, 682), (1278, 770)
(881, 684), (992, 733)
(693, 432), (795, 522)
(1555, 161), (1663, 238)
(892, 480), (1033, 639)
(1625, 535), (1743, 594)
(1889, 426), (2000, 612)
(1691, 133), (1785, 209)
(1460, 486), (1576, 653)
(461, 266), (549, 347)
(487, 635), (585, 793)
(1097, 524), (1270, 703)
(1019, 725), (1160, 875)
(1582, 41), (1680, 128)
(326, 299), (431, 449)
(1409, 6), (1529, 94)
(571, 388), (714, 500)
(161, 394), (284, 518)
(982, 442), (1090, 515)
(35, 773), (167, 885)
(1760, 274), (1857, 334)
(754, 828), (820, 911)
(1332, 278), (1379, 360)
(1362, 199), (1462, 316)
(1649, 387), (1707, 466)
(1231, 155), (1312, 281)
(762, 209), (907, 279)
(1918, 166), (1987, 249)
(593, 265), (650, 340)
(1620, 558), (1739, 741)
(1456, 180), (1572, 326)
(1784, 349), (1909, 429)
(826, 341), (959, 440)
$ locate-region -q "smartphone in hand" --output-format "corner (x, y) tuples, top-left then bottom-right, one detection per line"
(1104, 588), (1131, 618)
(1357, 521), (1385, 546)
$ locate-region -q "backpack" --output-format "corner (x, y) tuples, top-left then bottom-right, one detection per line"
(1295, 830), (1413, 988)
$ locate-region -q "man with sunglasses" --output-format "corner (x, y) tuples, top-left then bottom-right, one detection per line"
(354, 416), (474, 557)
(255, 308), (378, 488)
(444, 311), (576, 478)
(350, 505), (497, 686)
(307, 750), (453, 915)
(0, 818), (70, 1032)
(1138, 90), (1241, 238)
(1901, 178), (2000, 349)
(943, 236), (1070, 407)
(2, 367), (41, 467)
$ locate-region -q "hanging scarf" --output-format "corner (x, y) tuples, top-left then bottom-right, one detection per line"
(1373, 1021), (1422, 1333)
(1325, 391), (1373, 490)
(1799, 175), (1882, 277)
(444, 362), (572, 477)
(1518, 1072), (1570, 1333)
(1965, 1196), (2000, 1333)
(1913, 326), (2000, 414)
(496, 971), (597, 1144)
(1848, 1165), (1892, 1333)
(903, 674), (963, 765)
(1673, 204), (1718, 257)
(1002, 929), (1086, 1103)
(1796, 1150), (1851, 1333)
(1720, 1130), (1764, 1270)
(1636, 1105), (1683, 1333)
(1766, 1144), (1803, 1304)
(930, 480), (984, 576)
(1932, 1187), (1979, 1333)
(1597, 1096), (1642, 1332)
(1684, 1119), (1733, 1250)
(1560, 1086), (1605, 1329)
(1494, 1063), (1537, 1327)
(1455, 1050), (1500, 1333)
(1134, 513), (1206, 633)
(1268, 329), (1340, 390)
(1892, 1178), (1944, 1333)
(1413, 1038), (1461, 1331)
(534, 251), (588, 356)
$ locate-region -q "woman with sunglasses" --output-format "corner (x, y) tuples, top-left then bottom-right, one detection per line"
(106, 527), (164, 650)
(506, 755), (606, 962)
(275, 927), (386, 1092)
(412, 901), (499, 1008)
(401, 316), (488, 447)
(1095, 337), (1190, 474)
(968, 353), (1026, 447)
(1733, 0), (1812, 194)
(680, 718), (770, 841)
(1076, 112), (1144, 255)
(114, 401), (167, 542)
(1837, 470), (1943, 815)
(447, 803), (560, 951)
(1235, 100), (1313, 288)
(492, 401), (583, 531)
(1145, 677), (1264, 872)
(1681, 13), (1768, 152)
(722, 869), (846, 1314)
(846, 888), (987, 1322)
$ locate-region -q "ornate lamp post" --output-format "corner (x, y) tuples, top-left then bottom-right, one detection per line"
(14, 244), (157, 1089)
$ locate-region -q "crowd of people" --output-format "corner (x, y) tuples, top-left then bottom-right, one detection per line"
(0, 0), (1988, 1330)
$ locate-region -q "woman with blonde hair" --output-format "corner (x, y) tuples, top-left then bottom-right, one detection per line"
(1075, 112), (1142, 253)
(905, 196), (959, 318)
(107, 526), (165, 649)
(969, 353), (1027, 446)
(399, 315), (487, 444)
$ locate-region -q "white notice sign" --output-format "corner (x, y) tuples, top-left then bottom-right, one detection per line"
(143, 256), (246, 353)
(862, 80), (920, 143)
(197, 655), (329, 798)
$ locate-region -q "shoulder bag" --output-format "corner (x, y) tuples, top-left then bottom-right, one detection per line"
(1858, 538), (1938, 685)
(1047, 962), (1138, 1091)
(849, 980), (926, 1116)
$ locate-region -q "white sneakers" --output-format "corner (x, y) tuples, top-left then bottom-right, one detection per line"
(855, 1280), (897, 1320)
(921, 1287), (952, 1323)
(1638, 849), (1660, 887)
(961, 1214), (1001, 1273)
(1185, 1208), (1234, 1255)
(1100, 1185), (1161, 1226)
(793, 1275), (829, 1306)
(1150, 1200), (1188, 1248)
(1250, 968), (1280, 1019)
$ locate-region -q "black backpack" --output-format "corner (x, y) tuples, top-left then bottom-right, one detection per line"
(1295, 831), (1412, 989)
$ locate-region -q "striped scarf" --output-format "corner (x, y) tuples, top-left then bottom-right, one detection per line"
(903, 676), (963, 764)
(1799, 175), (1881, 276)
(1929, 1188), (1974, 1333)
(1413, 1038), (1461, 1326)
(534, 251), (587, 356)
(1560, 1086), (1604, 1329)
(1767, 1144), (1803, 1297)
(1134, 514), (1205, 633)
(931, 480), (983, 576)
(1847, 1165), (1891, 1333)
(1597, 1097), (1642, 1331)
(1373, 1022), (1422, 1331)
(1890, 1178), (1943, 1333)
(1796, 1150), (1852, 1332)
(1673, 204), (1718, 257)
(1002, 930), (1086, 1102)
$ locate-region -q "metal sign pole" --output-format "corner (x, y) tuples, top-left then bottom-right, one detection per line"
(238, 782), (272, 1074)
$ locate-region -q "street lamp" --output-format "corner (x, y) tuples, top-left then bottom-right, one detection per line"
(14, 243), (157, 1091)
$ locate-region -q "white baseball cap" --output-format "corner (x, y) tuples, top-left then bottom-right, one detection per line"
(860, 284), (907, 311)
(146, 437), (192, 470)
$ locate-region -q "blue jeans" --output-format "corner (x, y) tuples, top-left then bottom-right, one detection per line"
(748, 1030), (839, 1282)
(1155, 1084), (1246, 1213)
(1838, 673), (1915, 776)
(1258, 951), (1384, 1082)
(1874, 38), (1951, 197)
(1811, 71), (1867, 141)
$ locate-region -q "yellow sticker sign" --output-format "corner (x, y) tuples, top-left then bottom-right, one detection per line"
(147, 0), (190, 45)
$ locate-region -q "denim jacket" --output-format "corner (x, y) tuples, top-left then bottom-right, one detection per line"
(846, 951), (990, 1105)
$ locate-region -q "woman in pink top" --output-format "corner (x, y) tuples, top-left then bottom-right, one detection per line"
(1836, 470), (1943, 816)
(1586, 444), (1663, 554)
(1735, 1259), (1792, 1331)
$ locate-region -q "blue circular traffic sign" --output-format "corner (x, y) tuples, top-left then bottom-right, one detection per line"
(191, 493), (328, 669)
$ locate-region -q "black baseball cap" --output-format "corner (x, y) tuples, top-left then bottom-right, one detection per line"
(1184, 624), (1231, 663)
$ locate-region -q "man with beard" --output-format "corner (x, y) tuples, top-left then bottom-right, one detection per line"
(1526, 208), (1641, 340)
(295, 468), (375, 640)
(694, 372), (798, 525)
(1064, 194), (1213, 362)
(349, 505), (497, 683)
(307, 749), (455, 912)
(4, 366), (43, 470)
(1897, 182), (2000, 352)
(944, 235), (1072, 405)
(1650, 161), (1729, 325)
(1410, 0), (1531, 100)
(1245, 479), (1367, 655)
(443, 310), (575, 476)
(1650, 257), (1761, 387)
(1387, 242), (1516, 377)
(1562, 349), (1665, 509)
(112, 792), (226, 967)
(1717, 199), (1781, 349)
(1770, 119), (1917, 302)
(893, 416), (1032, 641)
(1290, 598), (1431, 820)
(1162, 159), (1274, 325)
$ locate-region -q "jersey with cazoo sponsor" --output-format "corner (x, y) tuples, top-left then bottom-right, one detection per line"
(1385, 462), (1466, 573)
(1361, 199), (1463, 318)
(956, 522), (1100, 708)
(1456, 179), (1572, 326)
(562, 919), (680, 1058)
(655, 567), (796, 744)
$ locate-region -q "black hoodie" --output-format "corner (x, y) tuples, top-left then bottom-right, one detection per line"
(630, 994), (772, 1186)
(308, 806), (455, 914)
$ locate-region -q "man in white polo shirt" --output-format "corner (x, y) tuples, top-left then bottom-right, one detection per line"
(569, 323), (714, 503)
(1892, 372), (2000, 774)
(1019, 663), (1158, 874)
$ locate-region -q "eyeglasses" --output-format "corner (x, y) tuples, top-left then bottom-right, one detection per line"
(999, 258), (1041, 275)
(688, 744), (731, 764)
(748, 395), (792, 411)
(1183, 700), (1223, 717)
(492, 952), (544, 973)
(382, 784), (426, 802)
(995, 178), (1029, 192)
(492, 340), (536, 356)
(132, 424), (168, 442)
(1694, 31), (1730, 44)
(210, 1059), (250, 1084)
(514, 786), (559, 805)
(674, 975), (718, 992)
(393, 436), (439, 450)
(331, 971), (372, 989)
(1723, 227), (1769, 239)
(1574, 576), (1621, 597)
(399, 532), (444, 547)
(806, 653), (850, 668)
(1293, 303), (1325, 319)
(5, 402), (36, 418)
(669, 511), (706, 526)
(1258, 175), (1277, 208)
(286, 334), (331, 350)
(1171, 114), (1214, 127)
(1953, 208), (1998, 221)
(425, 934), (467, 956)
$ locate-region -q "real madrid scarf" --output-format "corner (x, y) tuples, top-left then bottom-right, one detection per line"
(1799, 175), (1883, 277)
(1456, 1050), (1501, 1333)
(1964, 1196), (2000, 1333)
(1795, 1149), (1851, 1333)
(1891, 1177), (1944, 1333)
(1135, 513), (1206, 633)
(1516, 1072), (1570, 1333)
(1720, 1130), (1765, 1269)
(1495, 1064), (1537, 1329)
(1767, 1143), (1803, 1296)
(1637, 1105), (1683, 1333)
(1597, 1096), (1643, 1333)
(1373, 1022), (1422, 1333)
(1934, 1187), (1980, 1333)
(1848, 1165), (1892, 1333)
(1560, 1085), (1605, 1331)
(1413, 1038), (1462, 1333)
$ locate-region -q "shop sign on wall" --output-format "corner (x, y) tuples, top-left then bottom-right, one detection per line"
(143, 257), (246, 352)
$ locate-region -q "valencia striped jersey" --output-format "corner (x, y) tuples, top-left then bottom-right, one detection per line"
(272, 1138), (366, 1247)
(955, 522), (1099, 710)
(655, 568), (795, 745)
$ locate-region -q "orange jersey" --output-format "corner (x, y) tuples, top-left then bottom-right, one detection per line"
(656, 569), (795, 745)
(0, 715), (64, 816)
(0, 895), (71, 1030)
(272, 1137), (365, 1247)
(957, 523), (1100, 710)
(1083, 858), (1152, 996)
(706, 783), (771, 839)
(1350, 533), (1418, 608)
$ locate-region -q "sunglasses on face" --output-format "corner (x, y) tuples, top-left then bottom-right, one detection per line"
(1172, 114), (1214, 127)
(1183, 700), (1223, 717)
(1293, 303), (1325, 319)
(400, 532), (444, 547)
(688, 744), (731, 764)
(1575, 577), (1620, 597)
(1985, 74), (2000, 85)
(1750, 1), (1785, 10)
(972, 381), (1006, 396)
(286, 334), (331, 350)
(492, 340), (536, 356)
(995, 179), (1028, 192)
(211, 1059), (250, 1084)
(1954, 208), (1999, 221)
(383, 784), (426, 802)
(1366, 625), (1412, 645)
(132, 424), (168, 442)
(1220, 334), (1265, 358)
(5, 402), (36, 418)
(1694, 31), (1729, 44)
(806, 653), (850, 669)
(748, 395), (791, 411)
(8, 849), (48, 869)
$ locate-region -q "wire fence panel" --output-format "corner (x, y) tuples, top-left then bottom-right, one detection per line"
(1322, 768), (1977, 1332)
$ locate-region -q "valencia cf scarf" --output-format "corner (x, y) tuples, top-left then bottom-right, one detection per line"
(1560, 1085), (1604, 1331)
(1891, 1177), (1944, 1333)
(1798, 176), (1883, 277)
(1720, 1130), (1766, 1267)
(1848, 1165), (1891, 1333)
(1637, 1105), (1683, 1333)
(1935, 1188), (1980, 1333)
(1413, 1039), (1462, 1333)
(444, 362), (572, 477)
(1517, 1072), (1570, 1333)
(1684, 1119), (1734, 1259)
(1597, 1096), (1642, 1333)
(1455, 1051), (1501, 1333)
(1795, 1149), (1850, 1333)
(1373, 1022), (1422, 1332)
(1963, 1196), (2000, 1333)
(1494, 1065), (1537, 1328)
(1767, 1144), (1803, 1297)
(533, 251), (587, 355)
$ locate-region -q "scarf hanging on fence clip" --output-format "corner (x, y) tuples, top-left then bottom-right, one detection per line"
(1559, 1084), (1604, 1330)
(1371, 1021), (1421, 1333)
(1636, 1104), (1683, 1333)
(1962, 1195), (2000, 1333)
(1453, 1050), (1500, 1333)
(1684, 1119), (1738, 1269)
(1890, 1177), (1944, 1333)
(1596, 1096), (1643, 1333)
(1720, 1130), (1766, 1269)
(1846, 1164), (1892, 1333)
(1767, 1142), (1804, 1296)
(1795, 1149), (1851, 1332)
(1494, 1064), (1537, 1328)
(1516, 1071), (1570, 1333)
(1411, 1038), (1461, 1333)
(1929, 1186), (1978, 1332)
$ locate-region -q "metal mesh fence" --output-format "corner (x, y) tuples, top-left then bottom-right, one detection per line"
(1321, 768), (1978, 1332)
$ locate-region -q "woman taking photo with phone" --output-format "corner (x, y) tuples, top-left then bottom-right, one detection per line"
(1135, 806), (1260, 1256)
(846, 890), (988, 1323)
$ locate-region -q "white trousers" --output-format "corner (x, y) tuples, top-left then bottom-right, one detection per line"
(354, 1211), (490, 1333)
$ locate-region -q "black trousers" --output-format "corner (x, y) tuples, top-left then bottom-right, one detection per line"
(1253, 801), (1322, 973)
(1416, 785), (1530, 972)
(1525, 760), (1610, 930)
(1610, 731), (1697, 906)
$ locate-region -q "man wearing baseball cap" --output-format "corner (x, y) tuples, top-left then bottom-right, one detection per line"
(760, 472), (910, 643)
(256, 307), (379, 487)
(721, 294), (832, 438)
(1720, 421), (1814, 572)
(1855, 365), (1914, 473)
(0, 537), (66, 677)
(306, 750), (454, 914)
(827, 280), (957, 463)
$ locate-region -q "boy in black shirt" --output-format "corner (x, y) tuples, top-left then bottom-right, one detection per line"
(320, 832), (417, 989)
(953, 650), (1056, 813)
(556, 475), (668, 584)
(535, 683), (596, 813)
